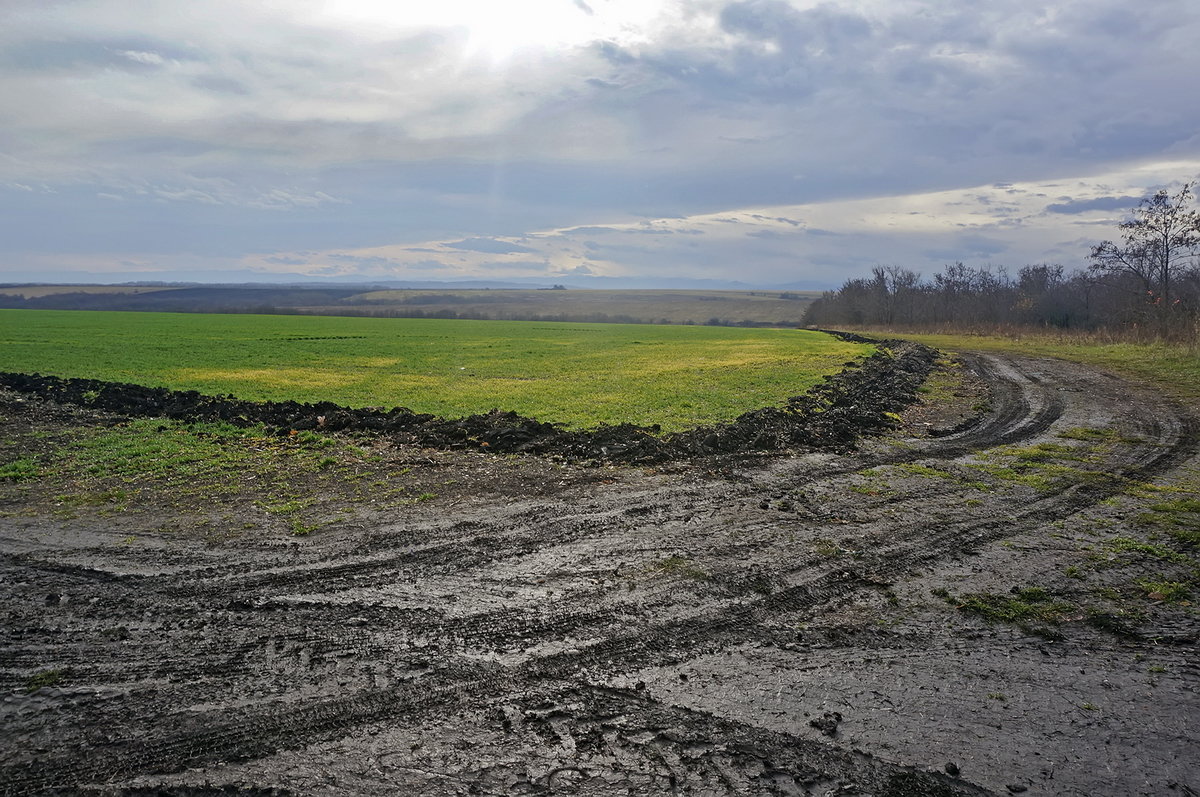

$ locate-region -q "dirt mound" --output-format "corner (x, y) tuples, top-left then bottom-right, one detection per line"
(0, 339), (937, 463)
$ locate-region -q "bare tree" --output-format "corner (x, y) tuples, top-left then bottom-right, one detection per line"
(1090, 183), (1200, 328)
(864, 266), (921, 325)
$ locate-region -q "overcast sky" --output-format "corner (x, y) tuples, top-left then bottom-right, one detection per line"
(2, 0), (1199, 287)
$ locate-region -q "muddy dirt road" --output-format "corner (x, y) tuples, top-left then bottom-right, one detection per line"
(1, 352), (1197, 796)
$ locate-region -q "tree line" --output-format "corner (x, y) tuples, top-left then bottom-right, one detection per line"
(802, 183), (1200, 340)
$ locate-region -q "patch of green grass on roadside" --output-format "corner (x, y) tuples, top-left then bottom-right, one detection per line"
(886, 462), (990, 491)
(966, 460), (1086, 492)
(1135, 578), (1192, 603)
(62, 419), (268, 486)
(1104, 537), (1192, 566)
(1058, 426), (1118, 442)
(1136, 497), (1200, 546)
(967, 437), (1128, 493)
(894, 462), (958, 480)
(872, 332), (1200, 404)
(6, 416), (415, 535)
(648, 555), (711, 581)
(914, 356), (965, 403)
(849, 482), (896, 498)
(24, 668), (70, 692)
(1005, 442), (1090, 463)
(940, 586), (1076, 636)
(0, 458), (39, 482)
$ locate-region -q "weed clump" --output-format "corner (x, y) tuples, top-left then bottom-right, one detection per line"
(24, 668), (70, 692)
(648, 556), (711, 581)
(940, 586), (1075, 637)
(0, 458), (39, 481)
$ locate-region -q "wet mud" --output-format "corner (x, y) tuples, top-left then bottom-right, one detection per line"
(1, 349), (1198, 796)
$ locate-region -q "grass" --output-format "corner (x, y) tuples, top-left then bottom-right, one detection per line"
(1005, 442), (1088, 463)
(914, 355), (968, 403)
(1136, 578), (1192, 603)
(25, 668), (70, 692)
(0, 458), (39, 481)
(968, 460), (1087, 492)
(6, 417), (417, 534)
(64, 420), (265, 486)
(648, 556), (711, 581)
(966, 440), (1118, 493)
(1137, 497), (1200, 546)
(872, 331), (1200, 403)
(894, 462), (958, 480)
(0, 309), (871, 432)
(942, 586), (1077, 636)
(1103, 537), (1192, 566)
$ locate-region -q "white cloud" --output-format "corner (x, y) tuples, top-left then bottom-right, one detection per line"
(118, 50), (165, 65)
(240, 159), (1200, 286)
(1, 1), (1199, 283)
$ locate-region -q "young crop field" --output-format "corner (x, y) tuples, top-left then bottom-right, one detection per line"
(0, 309), (870, 431)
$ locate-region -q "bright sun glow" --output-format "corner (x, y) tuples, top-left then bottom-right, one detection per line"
(319, 0), (666, 61)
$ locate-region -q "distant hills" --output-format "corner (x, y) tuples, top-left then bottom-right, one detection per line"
(0, 283), (822, 327)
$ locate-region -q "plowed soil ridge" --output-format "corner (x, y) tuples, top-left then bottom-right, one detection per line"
(0, 338), (937, 462)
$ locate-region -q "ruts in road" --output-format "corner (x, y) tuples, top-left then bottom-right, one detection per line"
(1, 353), (1197, 796)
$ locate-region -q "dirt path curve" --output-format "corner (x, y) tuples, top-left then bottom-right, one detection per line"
(2, 353), (1197, 796)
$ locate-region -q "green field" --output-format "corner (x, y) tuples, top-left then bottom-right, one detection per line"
(0, 310), (870, 431)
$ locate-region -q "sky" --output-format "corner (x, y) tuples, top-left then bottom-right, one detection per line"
(2, 0), (1199, 288)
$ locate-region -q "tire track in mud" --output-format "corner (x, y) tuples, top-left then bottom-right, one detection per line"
(22, 353), (1048, 605)
(478, 683), (996, 796)
(174, 356), (1176, 664)
(0, 352), (1056, 610)
(2, 354), (1196, 795)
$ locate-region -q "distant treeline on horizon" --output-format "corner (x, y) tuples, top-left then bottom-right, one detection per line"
(802, 262), (1200, 340)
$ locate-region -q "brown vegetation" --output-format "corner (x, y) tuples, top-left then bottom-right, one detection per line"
(804, 185), (1200, 344)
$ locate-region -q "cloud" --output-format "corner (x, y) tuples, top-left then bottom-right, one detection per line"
(558, 225), (619, 234)
(118, 50), (165, 66)
(190, 75), (250, 95)
(555, 263), (595, 276)
(1044, 195), (1144, 214)
(923, 234), (1010, 261)
(442, 237), (536, 254)
(1, 1), (1198, 285)
(748, 214), (802, 227)
(475, 259), (551, 272)
(0, 37), (195, 72)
